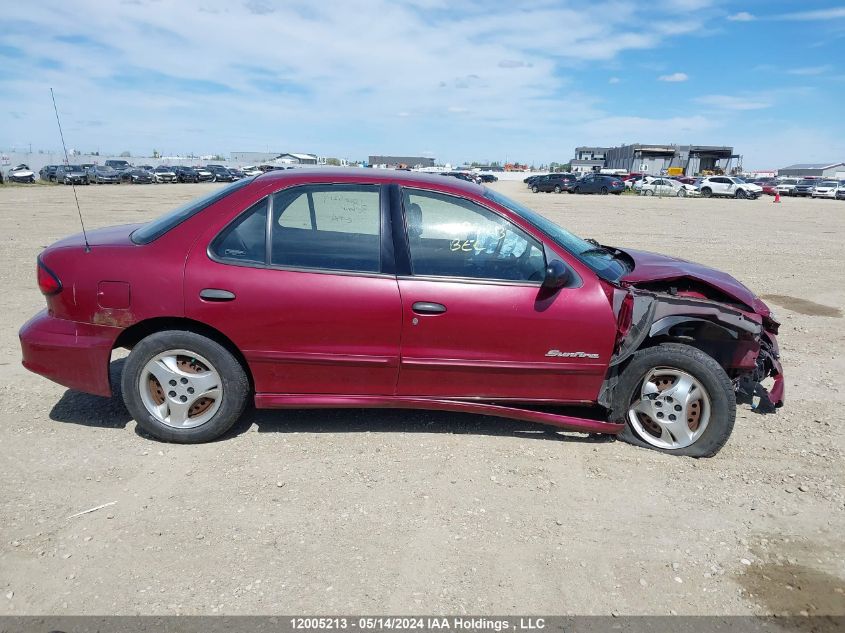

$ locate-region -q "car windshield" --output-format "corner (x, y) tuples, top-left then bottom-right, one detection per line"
(483, 188), (629, 282)
(819, 181), (836, 187)
(132, 178), (253, 244)
(731, 177), (746, 184)
(781, 179), (797, 185)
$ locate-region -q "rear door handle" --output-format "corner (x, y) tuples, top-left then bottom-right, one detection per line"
(200, 288), (236, 301)
(412, 301), (447, 315)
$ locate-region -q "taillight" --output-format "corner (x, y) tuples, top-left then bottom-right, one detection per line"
(37, 257), (62, 295)
(612, 180), (622, 186)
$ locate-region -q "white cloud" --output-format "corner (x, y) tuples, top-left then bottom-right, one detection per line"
(608, 77), (621, 84)
(694, 95), (772, 110)
(786, 65), (833, 76)
(658, 72), (689, 82)
(775, 8), (845, 21)
(727, 12), (755, 22)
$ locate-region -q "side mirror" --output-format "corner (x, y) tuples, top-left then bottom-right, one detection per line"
(542, 260), (571, 289)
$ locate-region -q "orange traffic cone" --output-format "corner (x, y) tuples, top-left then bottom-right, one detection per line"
(773, 191), (781, 203)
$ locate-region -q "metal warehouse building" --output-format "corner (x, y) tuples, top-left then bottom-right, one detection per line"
(778, 163), (845, 178)
(368, 155), (435, 168)
(602, 144), (739, 176)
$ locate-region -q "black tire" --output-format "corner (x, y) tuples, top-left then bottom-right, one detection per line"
(610, 343), (736, 457)
(644, 189), (654, 196)
(121, 330), (249, 443)
(735, 189), (747, 199)
(554, 185), (561, 193)
(600, 186), (608, 195)
(532, 185), (539, 193)
(701, 187), (712, 198)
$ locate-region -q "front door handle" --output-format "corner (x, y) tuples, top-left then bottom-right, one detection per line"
(412, 301), (447, 315)
(200, 288), (236, 302)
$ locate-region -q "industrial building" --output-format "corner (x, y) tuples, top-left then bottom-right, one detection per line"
(571, 144), (739, 176)
(571, 146), (609, 174)
(229, 152), (318, 165)
(368, 155), (435, 168)
(777, 163), (845, 178)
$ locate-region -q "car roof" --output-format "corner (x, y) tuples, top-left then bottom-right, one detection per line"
(253, 167), (485, 195)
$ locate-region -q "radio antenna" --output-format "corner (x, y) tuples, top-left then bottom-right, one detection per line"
(50, 88), (90, 252)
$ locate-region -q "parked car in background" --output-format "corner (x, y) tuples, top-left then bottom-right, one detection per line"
(775, 178), (799, 196)
(207, 165), (234, 182)
(479, 174), (498, 183)
(528, 175), (551, 191)
(751, 180), (778, 196)
(19, 169), (783, 456)
(241, 166), (263, 177)
(105, 159), (131, 171)
(40, 165), (59, 182)
(572, 173), (624, 195)
(639, 177), (698, 197)
(87, 165), (120, 184)
(228, 167), (246, 180)
(152, 166), (177, 183)
(524, 174), (548, 187)
(6, 164), (36, 183)
(836, 183), (845, 200)
(696, 176), (761, 199)
(810, 180), (840, 199)
(632, 176), (657, 192)
(193, 166), (215, 182)
(120, 168), (154, 184)
(55, 164), (89, 185)
(624, 174), (647, 188)
(173, 166), (200, 183)
(533, 173), (578, 193)
(792, 178), (818, 197)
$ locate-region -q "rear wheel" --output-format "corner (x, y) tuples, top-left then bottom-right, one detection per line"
(612, 343), (735, 457)
(573, 186), (580, 194)
(600, 186), (608, 195)
(644, 189), (654, 196)
(121, 330), (249, 443)
(554, 185), (562, 193)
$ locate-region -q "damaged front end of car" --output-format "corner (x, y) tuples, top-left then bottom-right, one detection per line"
(599, 281), (784, 415)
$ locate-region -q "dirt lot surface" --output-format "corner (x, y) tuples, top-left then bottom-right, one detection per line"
(1, 180), (843, 616)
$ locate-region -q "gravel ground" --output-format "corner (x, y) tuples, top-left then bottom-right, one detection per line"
(0, 180), (843, 616)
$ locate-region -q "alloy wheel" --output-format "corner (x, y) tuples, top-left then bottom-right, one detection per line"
(139, 349), (222, 429)
(627, 367), (710, 449)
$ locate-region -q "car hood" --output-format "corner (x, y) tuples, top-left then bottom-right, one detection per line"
(618, 247), (770, 316)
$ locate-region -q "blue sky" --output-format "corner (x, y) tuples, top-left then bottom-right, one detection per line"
(1, 0), (844, 168)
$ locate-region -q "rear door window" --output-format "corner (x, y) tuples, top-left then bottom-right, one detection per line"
(271, 185), (381, 273)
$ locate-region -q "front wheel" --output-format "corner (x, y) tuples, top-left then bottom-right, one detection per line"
(701, 187), (712, 198)
(644, 189), (654, 196)
(677, 188), (687, 197)
(611, 343), (735, 457)
(121, 330), (249, 443)
(735, 189), (747, 199)
(532, 185), (539, 193)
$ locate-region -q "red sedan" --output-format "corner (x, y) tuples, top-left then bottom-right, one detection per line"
(20, 170), (783, 456)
